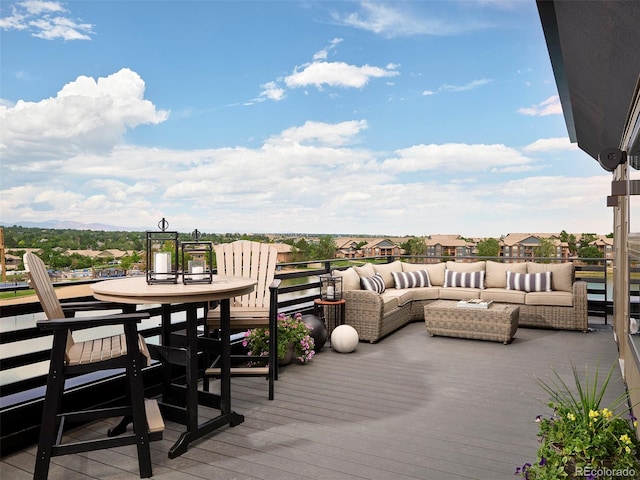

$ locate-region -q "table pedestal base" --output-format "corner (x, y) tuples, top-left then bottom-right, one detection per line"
(169, 411), (244, 458)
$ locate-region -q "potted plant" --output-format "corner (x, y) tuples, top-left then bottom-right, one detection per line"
(243, 312), (315, 365)
(516, 361), (640, 479)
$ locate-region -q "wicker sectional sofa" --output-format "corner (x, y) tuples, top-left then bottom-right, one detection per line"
(332, 260), (588, 343)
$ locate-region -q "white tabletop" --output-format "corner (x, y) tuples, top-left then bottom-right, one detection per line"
(91, 275), (256, 305)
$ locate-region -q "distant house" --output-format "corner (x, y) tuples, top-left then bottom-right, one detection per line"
(64, 249), (104, 259)
(424, 235), (474, 259)
(361, 239), (402, 257)
(4, 253), (21, 270)
(334, 238), (363, 258)
(271, 243), (293, 264)
(590, 235), (614, 259)
(500, 233), (562, 259)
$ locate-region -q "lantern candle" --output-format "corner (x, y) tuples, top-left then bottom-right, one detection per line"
(154, 252), (170, 279)
(188, 260), (205, 280)
(326, 285), (335, 300)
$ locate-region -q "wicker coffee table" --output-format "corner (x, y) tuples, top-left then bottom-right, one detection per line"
(424, 300), (519, 344)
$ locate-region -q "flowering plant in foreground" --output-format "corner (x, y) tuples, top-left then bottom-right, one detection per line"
(515, 362), (640, 479)
(243, 312), (315, 364)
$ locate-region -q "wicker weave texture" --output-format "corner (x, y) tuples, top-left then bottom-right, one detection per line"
(343, 290), (412, 342)
(518, 281), (588, 332)
(424, 300), (519, 344)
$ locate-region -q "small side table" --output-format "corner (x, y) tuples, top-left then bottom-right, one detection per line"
(313, 298), (346, 341)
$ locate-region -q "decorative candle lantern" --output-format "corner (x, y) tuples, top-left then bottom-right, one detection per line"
(146, 218), (179, 284)
(319, 273), (342, 301)
(181, 229), (213, 284)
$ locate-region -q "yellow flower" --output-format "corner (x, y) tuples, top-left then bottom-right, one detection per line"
(601, 408), (613, 419)
(625, 446), (631, 454)
(620, 434), (632, 444)
(567, 412), (576, 421)
(588, 409), (599, 419)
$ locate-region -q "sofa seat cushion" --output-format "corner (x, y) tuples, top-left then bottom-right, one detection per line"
(380, 294), (400, 314)
(525, 291), (573, 307)
(403, 262), (446, 287)
(408, 287), (440, 301)
(481, 288), (526, 304)
(486, 260), (527, 288)
(374, 261), (403, 289)
(382, 289), (414, 306)
(439, 287), (481, 300)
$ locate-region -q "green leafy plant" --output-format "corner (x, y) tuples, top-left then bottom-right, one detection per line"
(243, 312), (315, 364)
(516, 361), (640, 479)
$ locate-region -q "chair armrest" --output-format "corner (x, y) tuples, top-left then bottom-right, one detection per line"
(37, 312), (150, 331)
(269, 279), (282, 291)
(61, 300), (137, 316)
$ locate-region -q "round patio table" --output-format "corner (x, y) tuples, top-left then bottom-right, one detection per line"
(91, 275), (256, 458)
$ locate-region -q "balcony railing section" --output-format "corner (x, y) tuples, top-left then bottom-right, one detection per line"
(0, 255), (614, 456)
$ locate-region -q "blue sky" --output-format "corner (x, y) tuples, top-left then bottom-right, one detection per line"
(0, 0), (612, 237)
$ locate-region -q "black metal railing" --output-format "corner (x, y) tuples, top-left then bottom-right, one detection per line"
(0, 255), (612, 456)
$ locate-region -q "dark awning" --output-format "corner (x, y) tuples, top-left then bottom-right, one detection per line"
(537, 0), (640, 161)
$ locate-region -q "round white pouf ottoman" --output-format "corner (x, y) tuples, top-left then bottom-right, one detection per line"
(331, 325), (359, 353)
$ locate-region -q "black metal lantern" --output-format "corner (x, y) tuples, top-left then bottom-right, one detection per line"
(181, 229), (213, 284)
(319, 273), (342, 301)
(146, 218), (179, 284)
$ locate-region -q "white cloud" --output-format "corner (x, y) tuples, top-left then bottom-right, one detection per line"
(284, 61), (399, 89)
(523, 137), (578, 153)
(384, 143), (536, 173)
(258, 81), (286, 102)
(518, 95), (562, 116)
(423, 78), (493, 96)
(256, 38), (398, 102)
(332, 1), (475, 38)
(0, 68), (169, 162)
(269, 120), (368, 147)
(0, 0), (94, 40)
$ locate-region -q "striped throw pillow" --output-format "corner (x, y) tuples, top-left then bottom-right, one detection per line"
(443, 269), (485, 289)
(391, 270), (431, 289)
(360, 273), (386, 293)
(506, 271), (552, 292)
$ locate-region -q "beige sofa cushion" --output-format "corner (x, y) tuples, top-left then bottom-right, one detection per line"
(382, 289), (414, 306)
(332, 267), (361, 291)
(403, 262), (446, 286)
(354, 263), (375, 278)
(525, 291), (573, 307)
(527, 262), (574, 292)
(485, 261), (527, 288)
(446, 261), (486, 273)
(408, 287), (440, 301)
(481, 288), (526, 304)
(439, 287), (481, 300)
(382, 295), (399, 314)
(374, 261), (403, 288)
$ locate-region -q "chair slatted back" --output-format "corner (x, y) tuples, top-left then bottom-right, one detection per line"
(24, 252), (75, 357)
(215, 241), (277, 310)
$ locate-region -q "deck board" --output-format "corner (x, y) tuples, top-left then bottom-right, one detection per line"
(1, 318), (623, 480)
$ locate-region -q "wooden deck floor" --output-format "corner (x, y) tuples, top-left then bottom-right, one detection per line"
(1, 317), (625, 480)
